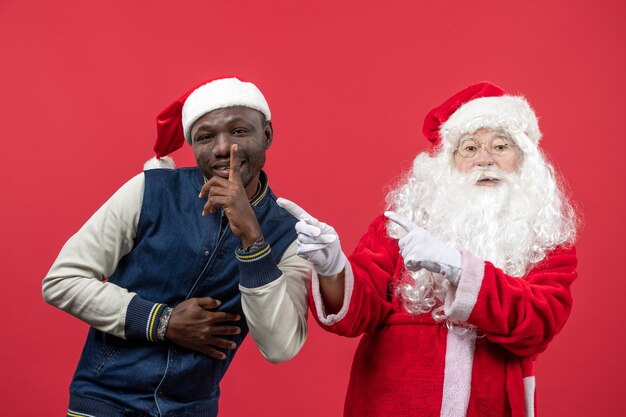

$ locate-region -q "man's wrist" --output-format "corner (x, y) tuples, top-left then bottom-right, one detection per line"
(236, 238), (283, 288)
(240, 234), (265, 252)
(157, 306), (173, 341)
(125, 296), (170, 342)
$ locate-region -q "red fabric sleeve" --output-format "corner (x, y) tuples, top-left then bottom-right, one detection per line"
(467, 246), (578, 356)
(311, 215), (398, 337)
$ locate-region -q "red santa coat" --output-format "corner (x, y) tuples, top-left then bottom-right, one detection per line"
(310, 215), (577, 417)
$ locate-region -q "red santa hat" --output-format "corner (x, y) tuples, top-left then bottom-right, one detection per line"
(145, 77), (271, 170)
(422, 81), (541, 150)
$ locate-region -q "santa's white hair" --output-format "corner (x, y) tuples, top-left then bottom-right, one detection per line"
(386, 129), (579, 320)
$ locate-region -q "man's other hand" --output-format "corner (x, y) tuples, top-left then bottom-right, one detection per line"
(166, 297), (241, 360)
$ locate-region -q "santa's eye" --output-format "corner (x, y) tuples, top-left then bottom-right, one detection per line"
(460, 141), (479, 152)
(489, 138), (510, 153)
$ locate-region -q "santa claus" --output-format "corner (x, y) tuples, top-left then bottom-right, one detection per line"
(278, 81), (579, 417)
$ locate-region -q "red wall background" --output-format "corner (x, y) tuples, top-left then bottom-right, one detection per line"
(1, 1), (625, 415)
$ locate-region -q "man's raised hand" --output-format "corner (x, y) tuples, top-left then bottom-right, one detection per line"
(228, 142), (243, 185)
(198, 144), (263, 247)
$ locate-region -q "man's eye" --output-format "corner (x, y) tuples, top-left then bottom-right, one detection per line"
(233, 128), (248, 135)
(463, 145), (477, 152)
(196, 135), (214, 143)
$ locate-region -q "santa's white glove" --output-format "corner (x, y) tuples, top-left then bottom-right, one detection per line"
(277, 198), (347, 276)
(385, 211), (462, 286)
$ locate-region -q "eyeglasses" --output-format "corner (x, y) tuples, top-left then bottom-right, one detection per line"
(454, 136), (517, 159)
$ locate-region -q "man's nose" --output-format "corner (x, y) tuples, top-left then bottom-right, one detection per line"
(212, 133), (231, 157)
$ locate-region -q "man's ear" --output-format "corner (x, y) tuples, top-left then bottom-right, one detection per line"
(264, 120), (274, 149)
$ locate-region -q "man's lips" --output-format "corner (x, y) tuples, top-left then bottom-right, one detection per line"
(211, 161), (246, 177)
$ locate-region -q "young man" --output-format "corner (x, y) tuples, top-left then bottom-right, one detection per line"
(279, 82), (579, 417)
(43, 77), (310, 417)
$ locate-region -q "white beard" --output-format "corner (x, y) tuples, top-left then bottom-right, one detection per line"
(386, 149), (578, 318)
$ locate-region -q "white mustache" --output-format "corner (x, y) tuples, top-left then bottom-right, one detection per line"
(477, 172), (501, 181)
(464, 167), (504, 183)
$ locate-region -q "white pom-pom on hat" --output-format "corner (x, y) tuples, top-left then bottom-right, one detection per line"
(144, 156), (175, 170)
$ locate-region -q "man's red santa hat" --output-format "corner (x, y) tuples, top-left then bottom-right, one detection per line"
(144, 77), (271, 170)
(422, 81), (542, 152)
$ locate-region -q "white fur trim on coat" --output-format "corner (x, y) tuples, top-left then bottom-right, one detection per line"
(311, 256), (354, 325)
(441, 95), (541, 147)
(523, 376), (536, 417)
(444, 250), (485, 322)
(440, 328), (477, 417)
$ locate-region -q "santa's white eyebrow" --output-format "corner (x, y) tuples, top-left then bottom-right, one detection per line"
(459, 130), (513, 142)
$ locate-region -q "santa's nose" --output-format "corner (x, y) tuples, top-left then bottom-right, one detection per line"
(475, 148), (496, 166)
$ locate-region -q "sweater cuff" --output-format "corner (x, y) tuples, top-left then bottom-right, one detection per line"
(236, 241), (282, 288)
(125, 295), (169, 342)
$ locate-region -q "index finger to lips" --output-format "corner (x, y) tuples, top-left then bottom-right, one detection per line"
(228, 144), (242, 184)
(384, 211), (416, 232)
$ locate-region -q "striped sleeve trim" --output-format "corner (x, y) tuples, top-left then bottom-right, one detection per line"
(145, 303), (165, 341)
(236, 243), (271, 262)
(125, 295), (168, 341)
(67, 410), (96, 417)
(236, 242), (283, 288)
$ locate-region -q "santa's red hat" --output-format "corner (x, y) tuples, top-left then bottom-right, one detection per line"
(145, 77), (271, 169)
(422, 81), (541, 150)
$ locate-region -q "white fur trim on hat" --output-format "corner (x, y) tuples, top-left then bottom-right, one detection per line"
(144, 156), (175, 170)
(181, 78), (271, 143)
(441, 96), (541, 147)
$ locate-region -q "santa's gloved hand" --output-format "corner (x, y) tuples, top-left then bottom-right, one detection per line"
(277, 198), (346, 276)
(385, 211), (462, 285)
